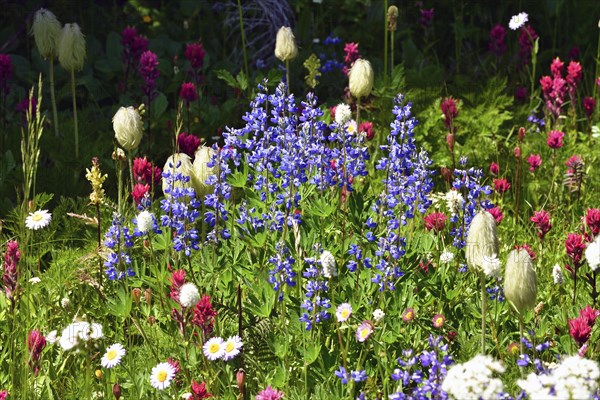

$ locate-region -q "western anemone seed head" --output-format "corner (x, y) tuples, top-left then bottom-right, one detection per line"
(58, 23), (86, 71)
(274, 26), (298, 62)
(504, 249), (537, 314)
(162, 153), (194, 196)
(113, 106), (143, 151)
(387, 6), (399, 31)
(32, 8), (62, 59)
(465, 211), (499, 272)
(191, 146), (219, 197)
(349, 59), (374, 99)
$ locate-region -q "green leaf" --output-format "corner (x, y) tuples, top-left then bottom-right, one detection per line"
(236, 71), (248, 91)
(303, 341), (321, 365)
(151, 92), (168, 120)
(216, 69), (239, 89)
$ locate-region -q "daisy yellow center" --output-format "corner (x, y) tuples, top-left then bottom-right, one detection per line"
(106, 349), (118, 360)
(360, 328), (370, 339)
(435, 317), (443, 325)
(209, 343), (221, 353)
(405, 312), (413, 319)
(225, 342), (235, 352)
(341, 310), (350, 319)
(32, 213), (43, 222)
(157, 370), (168, 382)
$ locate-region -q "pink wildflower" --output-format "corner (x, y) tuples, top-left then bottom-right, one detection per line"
(256, 386), (284, 400)
(527, 154), (542, 172)
(547, 130), (564, 149)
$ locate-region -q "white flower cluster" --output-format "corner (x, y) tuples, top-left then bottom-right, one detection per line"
(585, 235), (600, 272)
(47, 321), (104, 351)
(320, 250), (338, 279)
(518, 355), (600, 399)
(440, 251), (454, 264)
(441, 355), (505, 399)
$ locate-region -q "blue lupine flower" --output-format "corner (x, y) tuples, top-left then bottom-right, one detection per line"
(335, 366), (349, 384)
(103, 213), (135, 280)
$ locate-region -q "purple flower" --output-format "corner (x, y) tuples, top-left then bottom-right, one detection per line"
(0, 54), (12, 95)
(179, 82), (198, 105)
(335, 366), (349, 384)
(488, 24), (506, 57)
(355, 320), (374, 342)
(139, 50), (159, 101)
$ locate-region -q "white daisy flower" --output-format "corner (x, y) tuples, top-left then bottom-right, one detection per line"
(179, 283), (200, 308)
(203, 337), (225, 361)
(222, 335), (243, 361)
(25, 209), (52, 230)
(101, 343), (126, 368)
(509, 12), (528, 30)
(150, 361), (176, 390)
(336, 303), (352, 322)
(136, 210), (154, 234)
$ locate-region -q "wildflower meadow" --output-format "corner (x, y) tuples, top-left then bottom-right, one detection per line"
(3, 1), (600, 399)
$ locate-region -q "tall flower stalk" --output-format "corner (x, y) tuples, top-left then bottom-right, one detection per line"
(20, 76), (45, 208)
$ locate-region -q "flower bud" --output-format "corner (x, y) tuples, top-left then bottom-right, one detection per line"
(236, 368), (246, 394)
(95, 369), (103, 379)
(466, 211), (499, 271)
(191, 146), (219, 197)
(113, 383), (121, 400)
(162, 153), (194, 196)
(113, 106), (143, 151)
(446, 133), (455, 151)
(518, 127), (526, 142)
(514, 146), (521, 158)
(58, 23), (86, 71)
(132, 287), (142, 304)
(274, 26), (298, 62)
(349, 58), (374, 99)
(504, 249), (537, 314)
(31, 8), (62, 59)
(144, 288), (152, 304)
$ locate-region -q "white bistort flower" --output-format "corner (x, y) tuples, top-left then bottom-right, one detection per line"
(25, 209), (52, 230)
(336, 303), (352, 322)
(335, 103), (352, 125)
(179, 283), (200, 308)
(150, 361), (176, 390)
(320, 250), (337, 279)
(585, 235), (600, 271)
(136, 210), (154, 234)
(440, 251), (454, 264)
(444, 190), (464, 215)
(441, 354), (505, 399)
(372, 309), (385, 322)
(509, 12), (528, 30)
(101, 343), (126, 369)
(552, 264), (564, 285)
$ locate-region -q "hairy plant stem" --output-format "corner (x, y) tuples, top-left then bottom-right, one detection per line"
(237, 0), (249, 80)
(49, 56), (59, 136)
(356, 97), (361, 126)
(480, 271), (486, 354)
(96, 203), (102, 287)
(519, 315), (525, 378)
(286, 60), (290, 95)
(71, 68), (79, 159)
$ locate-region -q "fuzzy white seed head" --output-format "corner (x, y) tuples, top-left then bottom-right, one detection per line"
(58, 23), (86, 71)
(349, 59), (374, 99)
(504, 249), (537, 314)
(179, 283), (200, 308)
(32, 8), (62, 59)
(136, 210), (154, 234)
(113, 106), (143, 151)
(465, 211), (499, 271)
(274, 26), (298, 62)
(191, 146), (219, 197)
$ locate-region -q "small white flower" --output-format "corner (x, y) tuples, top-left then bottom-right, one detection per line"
(222, 335), (243, 361)
(335, 103), (352, 125)
(179, 283), (200, 308)
(336, 303), (353, 322)
(445, 190), (464, 215)
(29, 277), (41, 284)
(440, 251), (454, 264)
(25, 209), (52, 230)
(46, 330), (58, 344)
(442, 355), (505, 399)
(203, 337), (225, 361)
(181, 394), (192, 400)
(481, 254), (502, 278)
(372, 309), (385, 322)
(320, 250), (337, 279)
(585, 235), (600, 271)
(509, 12), (528, 30)
(552, 264), (564, 285)
(61, 297), (70, 308)
(345, 120), (357, 135)
(150, 361), (176, 390)
(101, 343), (126, 368)
(136, 210), (154, 234)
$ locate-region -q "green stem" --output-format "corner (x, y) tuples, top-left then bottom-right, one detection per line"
(71, 68), (79, 159)
(390, 30), (394, 75)
(237, 0), (249, 80)
(49, 57), (59, 137)
(356, 97), (361, 126)
(519, 315), (525, 378)
(286, 59), (290, 95)
(480, 271), (486, 354)
(383, 0), (388, 82)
